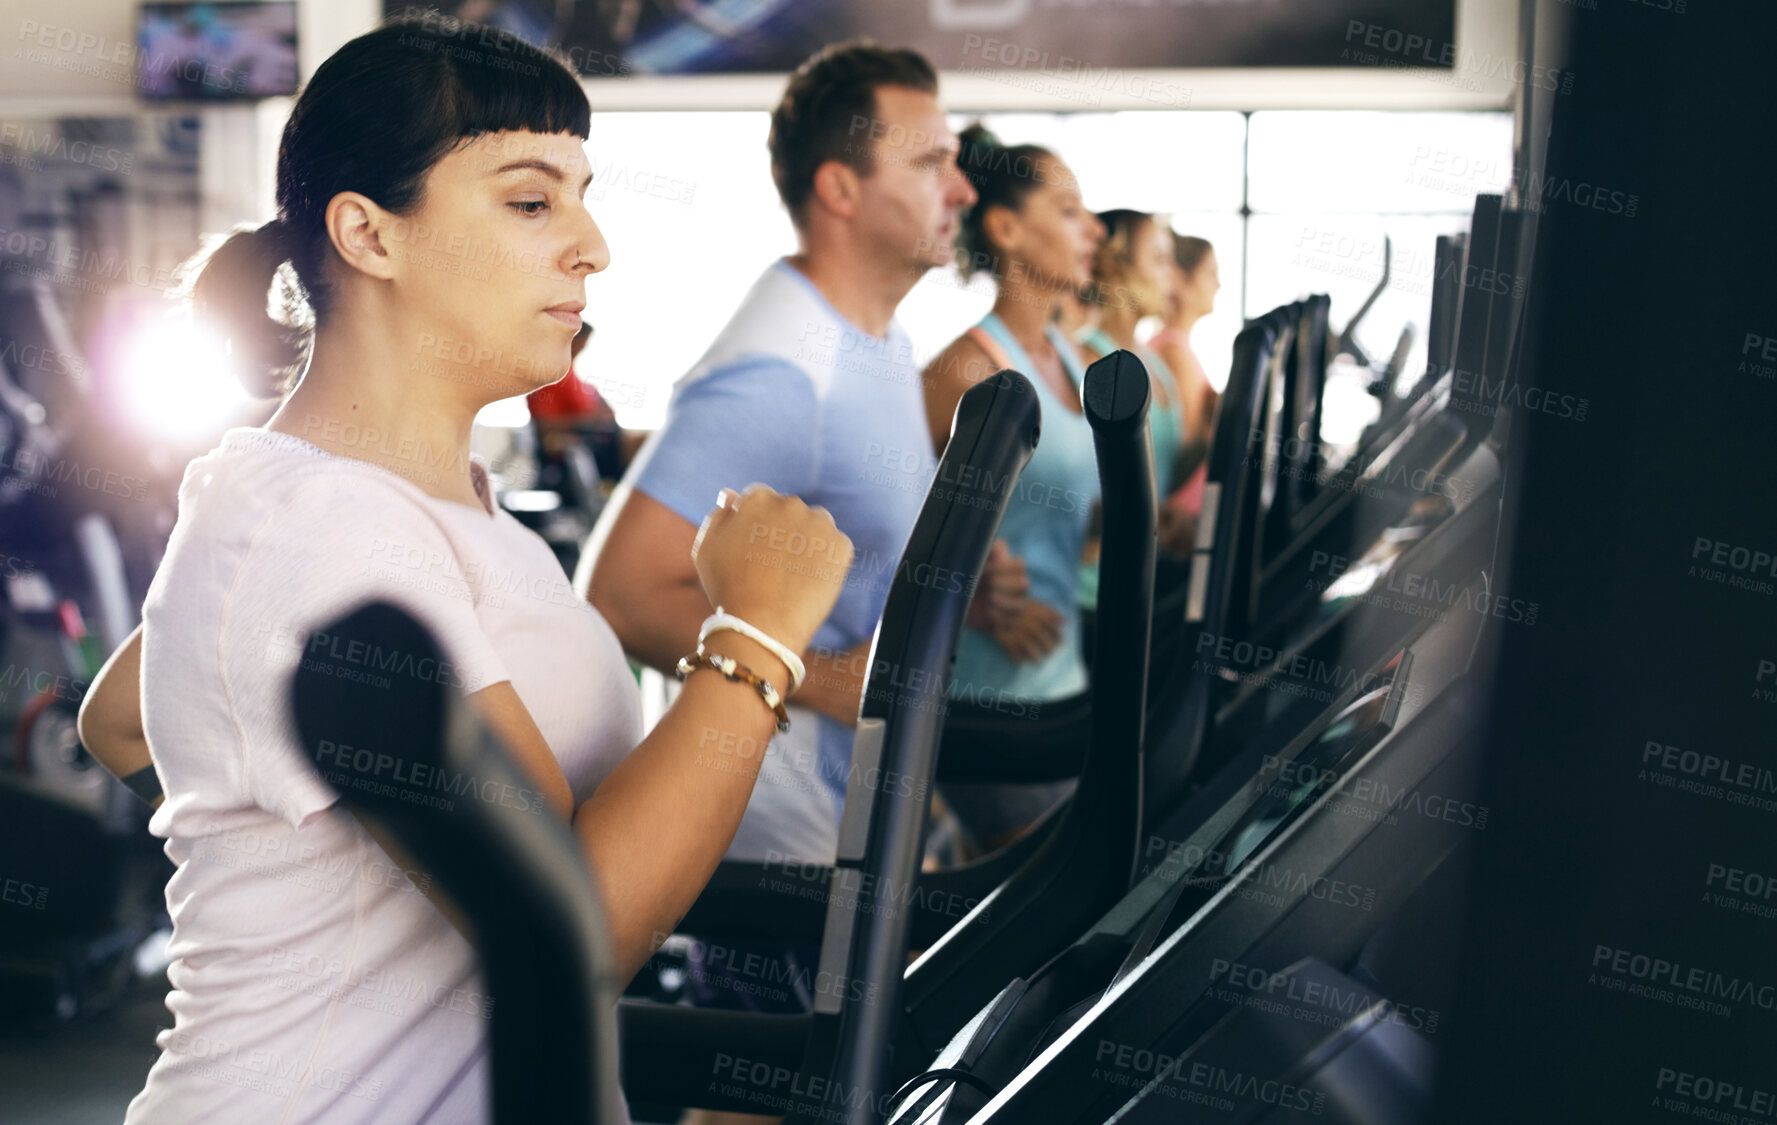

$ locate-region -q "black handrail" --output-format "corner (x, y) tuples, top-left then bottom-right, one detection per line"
(1144, 307), (1296, 817)
(783, 369), (1040, 1124)
(897, 348), (1157, 1056)
(290, 601), (623, 1125)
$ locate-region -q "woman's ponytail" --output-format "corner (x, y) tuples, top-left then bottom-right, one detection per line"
(175, 217), (311, 398)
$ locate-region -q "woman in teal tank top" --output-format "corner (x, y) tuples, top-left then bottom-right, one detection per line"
(921, 124), (1106, 852)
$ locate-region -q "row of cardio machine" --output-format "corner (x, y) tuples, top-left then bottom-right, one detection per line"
(289, 190), (1534, 1125)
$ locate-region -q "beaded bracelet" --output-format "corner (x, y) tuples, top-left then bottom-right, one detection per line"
(675, 643), (791, 733)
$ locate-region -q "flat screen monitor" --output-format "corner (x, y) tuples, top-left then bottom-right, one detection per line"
(137, 2), (298, 101)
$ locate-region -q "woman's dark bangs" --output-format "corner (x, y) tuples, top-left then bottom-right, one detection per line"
(390, 17), (590, 147)
(441, 42), (591, 142)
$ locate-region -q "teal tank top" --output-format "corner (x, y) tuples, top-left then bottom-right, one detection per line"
(1075, 330), (1186, 608)
(950, 314), (1099, 704)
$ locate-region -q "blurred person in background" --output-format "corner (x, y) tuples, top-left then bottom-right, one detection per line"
(920, 123), (1103, 857)
(1148, 233), (1222, 491)
(1077, 210), (1194, 565)
(587, 40), (1008, 869)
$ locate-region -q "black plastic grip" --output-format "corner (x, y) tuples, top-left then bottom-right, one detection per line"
(787, 370), (1040, 1124)
(290, 602), (623, 1125)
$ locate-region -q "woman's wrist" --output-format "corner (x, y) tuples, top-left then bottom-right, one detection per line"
(700, 609), (806, 693)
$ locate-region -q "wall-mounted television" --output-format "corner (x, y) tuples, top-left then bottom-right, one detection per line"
(137, 2), (299, 101)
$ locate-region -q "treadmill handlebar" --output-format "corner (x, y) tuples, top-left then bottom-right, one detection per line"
(1338, 235), (1391, 366)
(1078, 349), (1156, 848)
(792, 370), (1039, 1124)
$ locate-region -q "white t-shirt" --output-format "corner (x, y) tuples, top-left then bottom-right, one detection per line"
(125, 428), (641, 1125)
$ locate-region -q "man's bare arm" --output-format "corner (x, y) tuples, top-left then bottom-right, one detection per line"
(581, 483), (711, 675)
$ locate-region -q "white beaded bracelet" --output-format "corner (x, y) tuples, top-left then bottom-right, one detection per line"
(698, 608), (807, 695)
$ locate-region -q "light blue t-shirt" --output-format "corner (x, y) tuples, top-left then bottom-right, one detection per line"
(628, 259), (934, 826)
(949, 314), (1100, 705)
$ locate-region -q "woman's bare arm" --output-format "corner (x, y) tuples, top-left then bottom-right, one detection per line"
(76, 624), (160, 808)
(572, 629), (795, 984)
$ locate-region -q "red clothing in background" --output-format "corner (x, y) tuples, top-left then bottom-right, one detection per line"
(527, 373), (607, 420)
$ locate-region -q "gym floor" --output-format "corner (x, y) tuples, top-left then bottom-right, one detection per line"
(0, 975), (165, 1125)
(0, 973), (680, 1123)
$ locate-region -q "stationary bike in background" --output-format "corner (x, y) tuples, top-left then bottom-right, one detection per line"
(0, 253), (172, 1026)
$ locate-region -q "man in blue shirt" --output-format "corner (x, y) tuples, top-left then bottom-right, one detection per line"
(584, 43), (1001, 867)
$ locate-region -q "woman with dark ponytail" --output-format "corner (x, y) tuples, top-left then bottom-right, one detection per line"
(182, 216), (309, 397)
(920, 124), (1104, 855)
(105, 15), (855, 1123)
